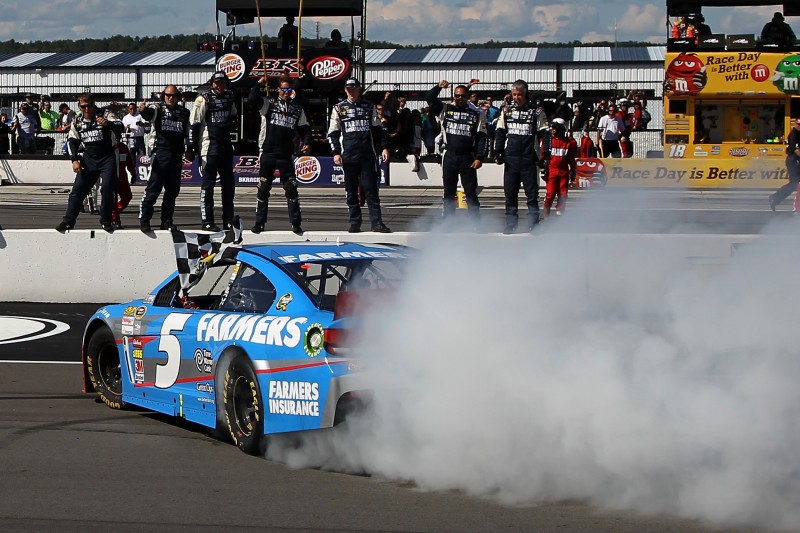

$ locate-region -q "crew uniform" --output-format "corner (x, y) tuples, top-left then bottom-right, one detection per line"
(327, 88), (390, 232)
(59, 108), (124, 231)
(425, 84), (488, 219)
(138, 100), (190, 231)
(494, 100), (541, 232)
(189, 72), (238, 231)
(247, 82), (310, 233)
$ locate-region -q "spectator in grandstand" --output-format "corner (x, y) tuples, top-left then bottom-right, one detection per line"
(23, 93), (40, 131)
(768, 117), (800, 212)
(484, 95), (500, 158)
(761, 12), (796, 47)
(57, 103), (75, 131)
(0, 113), (10, 154)
(616, 100), (634, 157)
(111, 140), (136, 229)
(591, 99), (608, 130)
(38, 100), (60, 131)
(421, 107), (438, 157)
(596, 104), (624, 158)
(122, 102), (147, 156)
(692, 14), (712, 36)
(12, 103), (36, 154)
(325, 29), (348, 49)
(279, 16), (299, 49)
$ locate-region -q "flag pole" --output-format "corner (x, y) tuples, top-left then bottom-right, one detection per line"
(254, 0), (267, 79)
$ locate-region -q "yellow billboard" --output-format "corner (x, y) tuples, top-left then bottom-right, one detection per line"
(578, 157), (790, 189)
(664, 51), (800, 96)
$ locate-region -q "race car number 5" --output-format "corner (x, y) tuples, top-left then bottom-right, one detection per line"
(155, 313), (191, 388)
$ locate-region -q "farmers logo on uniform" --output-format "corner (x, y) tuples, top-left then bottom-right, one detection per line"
(295, 156), (321, 184)
(216, 54), (246, 83)
(307, 56), (349, 81)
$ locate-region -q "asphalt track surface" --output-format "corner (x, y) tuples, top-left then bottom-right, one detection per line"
(0, 184), (780, 532)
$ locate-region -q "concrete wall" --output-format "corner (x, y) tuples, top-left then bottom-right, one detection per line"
(0, 228), (767, 304)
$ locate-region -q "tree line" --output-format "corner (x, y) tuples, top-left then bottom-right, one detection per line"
(0, 34), (653, 54)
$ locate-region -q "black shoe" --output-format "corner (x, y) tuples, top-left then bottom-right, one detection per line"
(502, 225), (516, 235)
(140, 220), (152, 233)
(348, 225), (361, 233)
(160, 220), (175, 231)
(769, 195), (777, 212)
(201, 223), (220, 232)
(251, 223), (265, 234)
(223, 220), (234, 231)
(291, 225), (304, 236)
(112, 220), (123, 230)
(55, 222), (73, 234)
(101, 222), (115, 234)
(371, 223), (392, 233)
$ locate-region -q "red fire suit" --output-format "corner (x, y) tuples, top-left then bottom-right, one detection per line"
(545, 133), (577, 216)
(112, 142), (135, 224)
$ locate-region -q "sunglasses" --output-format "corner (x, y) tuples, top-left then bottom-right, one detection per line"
(453, 93), (467, 98)
(164, 93), (179, 98)
(79, 104), (93, 109)
(279, 87), (293, 92)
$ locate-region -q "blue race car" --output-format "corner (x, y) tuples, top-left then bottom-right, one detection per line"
(81, 241), (408, 455)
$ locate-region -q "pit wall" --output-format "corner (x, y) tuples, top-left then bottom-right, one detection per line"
(0, 229), (765, 303)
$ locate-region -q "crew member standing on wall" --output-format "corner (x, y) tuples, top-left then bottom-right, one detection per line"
(56, 92), (124, 234)
(543, 118), (577, 218)
(189, 71), (238, 232)
(769, 117), (800, 212)
(247, 74), (310, 236)
(425, 80), (487, 224)
(138, 84), (191, 233)
(328, 77), (392, 233)
(494, 79), (540, 234)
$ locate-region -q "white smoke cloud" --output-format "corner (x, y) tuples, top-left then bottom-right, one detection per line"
(267, 213), (800, 530)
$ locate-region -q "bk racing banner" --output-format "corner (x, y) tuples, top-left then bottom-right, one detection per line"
(215, 48), (351, 90)
(135, 155), (389, 188)
(665, 51), (800, 96)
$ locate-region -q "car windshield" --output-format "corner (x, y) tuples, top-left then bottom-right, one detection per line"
(277, 259), (405, 311)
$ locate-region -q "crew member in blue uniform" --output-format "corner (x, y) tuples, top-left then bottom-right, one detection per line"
(328, 77), (392, 233)
(56, 92), (124, 234)
(247, 74), (310, 235)
(138, 84), (191, 232)
(189, 71), (238, 232)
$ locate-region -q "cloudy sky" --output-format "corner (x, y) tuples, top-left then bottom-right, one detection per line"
(1, 0), (793, 46)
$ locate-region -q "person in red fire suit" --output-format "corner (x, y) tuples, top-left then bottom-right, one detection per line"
(544, 118), (577, 218)
(111, 141), (136, 228)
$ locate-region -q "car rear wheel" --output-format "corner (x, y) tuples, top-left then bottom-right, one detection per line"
(223, 355), (264, 455)
(85, 327), (123, 409)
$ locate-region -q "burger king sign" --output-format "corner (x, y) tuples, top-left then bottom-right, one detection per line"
(294, 156), (322, 184)
(216, 53), (246, 83)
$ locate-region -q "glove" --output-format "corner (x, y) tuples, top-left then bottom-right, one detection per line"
(495, 154), (504, 165)
(184, 146), (196, 162)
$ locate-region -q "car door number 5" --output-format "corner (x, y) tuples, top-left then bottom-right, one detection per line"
(155, 313), (192, 389)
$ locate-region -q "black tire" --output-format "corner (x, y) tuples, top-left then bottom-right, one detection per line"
(223, 355), (264, 455)
(85, 327), (124, 409)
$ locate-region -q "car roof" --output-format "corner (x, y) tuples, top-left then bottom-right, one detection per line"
(240, 241), (411, 264)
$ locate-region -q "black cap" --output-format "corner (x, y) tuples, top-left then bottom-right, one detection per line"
(344, 77), (360, 88)
(210, 71), (228, 83)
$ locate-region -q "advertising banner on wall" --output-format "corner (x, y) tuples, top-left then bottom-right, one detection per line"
(135, 155), (388, 187)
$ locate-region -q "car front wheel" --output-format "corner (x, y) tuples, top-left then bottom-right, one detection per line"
(223, 355), (264, 455)
(85, 327), (123, 409)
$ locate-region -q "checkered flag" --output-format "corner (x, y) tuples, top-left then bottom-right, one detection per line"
(170, 216), (243, 293)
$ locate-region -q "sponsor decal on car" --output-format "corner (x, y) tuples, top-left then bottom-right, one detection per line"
(277, 251), (408, 263)
(268, 380), (320, 416)
(275, 293), (293, 312)
(196, 313), (308, 347)
(304, 323), (324, 358)
(194, 348), (213, 373)
(134, 306), (147, 320)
